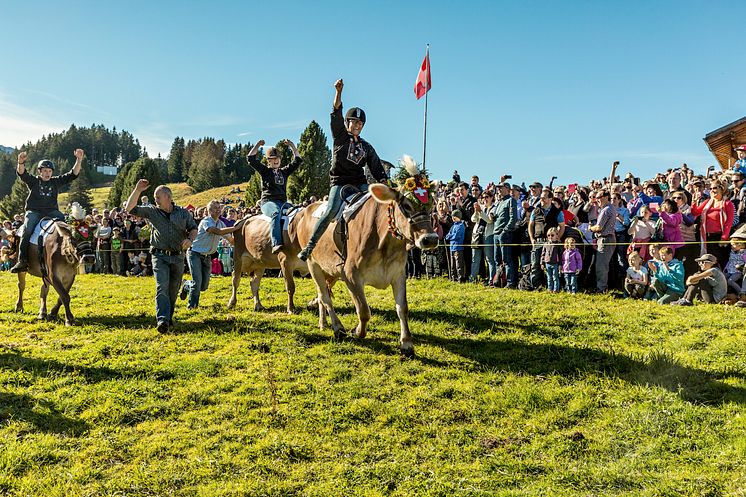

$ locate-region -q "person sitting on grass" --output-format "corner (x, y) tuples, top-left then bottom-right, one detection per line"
(724, 238), (746, 296)
(647, 246), (685, 304)
(624, 251), (649, 299)
(671, 253), (728, 306)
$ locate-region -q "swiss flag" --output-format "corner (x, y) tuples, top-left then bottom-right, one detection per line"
(414, 50), (431, 100)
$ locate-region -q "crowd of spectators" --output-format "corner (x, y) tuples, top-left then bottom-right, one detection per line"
(410, 159), (746, 306)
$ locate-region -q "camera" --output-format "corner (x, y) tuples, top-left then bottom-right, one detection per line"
(504, 175), (512, 180)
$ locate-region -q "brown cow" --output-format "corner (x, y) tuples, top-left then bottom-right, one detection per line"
(14, 220), (95, 325)
(291, 182), (439, 357)
(227, 214), (308, 313)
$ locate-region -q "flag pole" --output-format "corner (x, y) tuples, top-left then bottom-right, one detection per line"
(422, 44), (429, 170)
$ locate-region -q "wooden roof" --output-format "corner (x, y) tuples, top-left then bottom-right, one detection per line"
(704, 116), (746, 169)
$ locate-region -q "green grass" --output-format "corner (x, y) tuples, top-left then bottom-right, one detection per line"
(1, 272), (746, 496)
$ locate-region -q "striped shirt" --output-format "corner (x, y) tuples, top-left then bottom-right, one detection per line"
(130, 203), (197, 252)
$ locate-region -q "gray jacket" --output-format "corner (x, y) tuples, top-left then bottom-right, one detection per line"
(493, 194), (517, 234)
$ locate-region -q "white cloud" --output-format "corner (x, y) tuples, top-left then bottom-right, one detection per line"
(0, 94), (67, 148)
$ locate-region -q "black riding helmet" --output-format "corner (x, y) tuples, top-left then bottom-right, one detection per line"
(37, 159), (55, 172)
(345, 107), (366, 124)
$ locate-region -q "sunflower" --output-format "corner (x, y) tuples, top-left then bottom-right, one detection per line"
(404, 177), (416, 190)
(420, 178), (431, 189)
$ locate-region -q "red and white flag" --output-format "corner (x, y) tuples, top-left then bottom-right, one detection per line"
(414, 49), (431, 100)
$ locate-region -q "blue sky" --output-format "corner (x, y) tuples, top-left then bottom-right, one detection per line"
(1, 0), (744, 185)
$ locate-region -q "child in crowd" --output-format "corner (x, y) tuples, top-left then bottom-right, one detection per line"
(724, 239), (746, 295)
(625, 251), (648, 299)
(110, 227), (122, 276)
(541, 227), (563, 292)
(444, 209), (466, 283)
(671, 254), (728, 305)
(627, 205), (656, 261)
(562, 237), (582, 294)
(648, 246), (685, 304)
(127, 252), (150, 277)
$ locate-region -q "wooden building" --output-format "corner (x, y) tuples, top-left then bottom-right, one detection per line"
(704, 116), (746, 170)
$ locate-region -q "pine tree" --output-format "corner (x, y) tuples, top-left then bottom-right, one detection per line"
(167, 137), (185, 182)
(106, 157), (163, 208)
(0, 179), (28, 219)
(187, 138), (225, 192)
(66, 172), (94, 213)
(0, 152), (16, 199)
(287, 121), (331, 203)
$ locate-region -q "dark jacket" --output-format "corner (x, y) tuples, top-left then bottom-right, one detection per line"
(329, 106), (388, 186)
(18, 169), (78, 213)
(248, 155), (302, 203)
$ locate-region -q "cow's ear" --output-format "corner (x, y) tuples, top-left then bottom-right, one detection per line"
(369, 183), (400, 203)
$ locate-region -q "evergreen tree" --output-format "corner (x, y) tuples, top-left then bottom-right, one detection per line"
(0, 179), (28, 219)
(187, 138), (225, 192)
(287, 121), (331, 203)
(244, 149), (264, 207)
(66, 171), (94, 213)
(0, 152), (16, 199)
(106, 157), (162, 208)
(167, 137), (185, 182)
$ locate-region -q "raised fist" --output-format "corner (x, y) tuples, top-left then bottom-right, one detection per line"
(17, 151), (27, 164)
(136, 179), (150, 190)
(74, 149), (85, 161)
(334, 79), (344, 91)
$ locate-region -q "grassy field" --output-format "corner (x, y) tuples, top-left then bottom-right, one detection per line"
(60, 182), (249, 211)
(1, 272), (746, 496)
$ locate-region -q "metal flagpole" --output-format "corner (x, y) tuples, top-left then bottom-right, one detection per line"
(422, 44), (429, 169)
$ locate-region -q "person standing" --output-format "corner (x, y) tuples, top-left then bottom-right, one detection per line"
(528, 190), (565, 289)
(247, 139), (302, 253)
(11, 149), (84, 273)
(180, 200), (237, 309)
(589, 190), (617, 292)
(493, 182), (518, 287)
(298, 78), (389, 261)
(125, 179), (198, 333)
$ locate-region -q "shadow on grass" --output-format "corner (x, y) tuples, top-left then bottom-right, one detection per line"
(0, 392), (88, 435)
(1, 351), (132, 383)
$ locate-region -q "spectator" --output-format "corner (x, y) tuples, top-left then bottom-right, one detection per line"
(541, 227), (563, 293)
(528, 189), (565, 289)
(589, 189), (616, 293)
(648, 246), (685, 304)
(690, 179), (735, 268)
(628, 205), (656, 262)
(625, 251), (648, 299)
(671, 254), (728, 306)
(562, 237), (582, 294)
(444, 209), (466, 282)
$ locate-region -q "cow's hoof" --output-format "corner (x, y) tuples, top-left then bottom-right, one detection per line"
(353, 325), (367, 339)
(400, 346), (415, 359)
(65, 319), (75, 327)
(254, 304), (265, 312)
(226, 301), (236, 310)
(48, 313), (59, 322)
(15, 306), (23, 313)
(37, 313), (47, 321)
(306, 300), (317, 311)
(287, 307), (296, 315)
(333, 328), (347, 340)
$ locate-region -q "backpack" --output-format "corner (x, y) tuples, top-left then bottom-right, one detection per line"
(517, 264), (533, 291)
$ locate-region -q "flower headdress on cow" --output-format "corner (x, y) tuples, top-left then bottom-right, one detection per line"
(393, 155), (434, 211)
(67, 202), (92, 241)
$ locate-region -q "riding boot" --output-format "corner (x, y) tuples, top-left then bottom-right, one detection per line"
(298, 242), (315, 261)
(10, 240), (29, 273)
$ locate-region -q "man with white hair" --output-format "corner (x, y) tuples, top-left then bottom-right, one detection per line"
(125, 180), (198, 333)
(180, 200), (237, 309)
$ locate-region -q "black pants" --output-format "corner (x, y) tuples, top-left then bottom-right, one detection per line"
(704, 233), (729, 270)
(683, 279), (717, 303)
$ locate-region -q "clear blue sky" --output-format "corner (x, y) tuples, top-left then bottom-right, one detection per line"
(1, 0), (744, 186)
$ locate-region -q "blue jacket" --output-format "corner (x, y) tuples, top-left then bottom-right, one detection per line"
(444, 221), (466, 252)
(653, 258), (685, 294)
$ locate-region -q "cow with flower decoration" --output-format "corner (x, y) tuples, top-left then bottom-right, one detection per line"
(291, 155), (439, 357)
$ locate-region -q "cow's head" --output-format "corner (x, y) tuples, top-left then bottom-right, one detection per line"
(68, 220), (96, 264)
(372, 155), (440, 250)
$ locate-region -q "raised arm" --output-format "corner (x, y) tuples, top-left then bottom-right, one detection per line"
(333, 78), (343, 110)
(16, 151), (27, 175)
(125, 179), (150, 213)
(72, 149), (85, 176)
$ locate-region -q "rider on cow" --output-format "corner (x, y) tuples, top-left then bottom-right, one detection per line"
(11, 149), (84, 273)
(246, 138), (302, 253)
(298, 78), (390, 261)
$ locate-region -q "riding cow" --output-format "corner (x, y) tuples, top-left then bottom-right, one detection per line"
(227, 214), (308, 313)
(13, 219), (95, 325)
(291, 164), (438, 357)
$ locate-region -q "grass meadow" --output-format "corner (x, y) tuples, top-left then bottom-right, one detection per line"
(1, 271), (746, 496)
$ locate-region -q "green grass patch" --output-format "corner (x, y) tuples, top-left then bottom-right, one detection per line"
(1, 272), (746, 496)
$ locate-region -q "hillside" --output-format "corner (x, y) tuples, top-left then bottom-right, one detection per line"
(1, 273), (745, 495)
(0, 145), (14, 155)
(60, 182), (249, 211)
